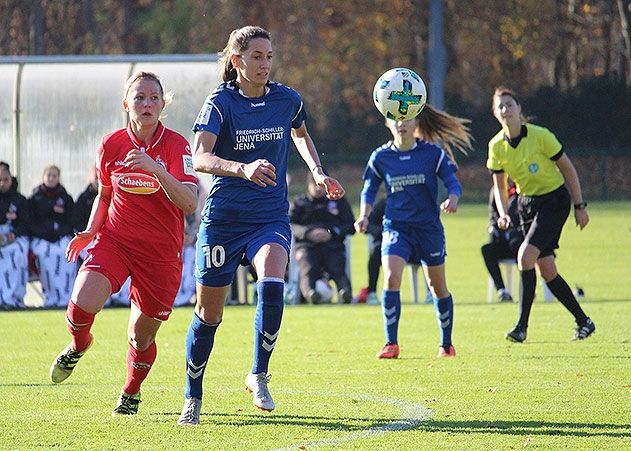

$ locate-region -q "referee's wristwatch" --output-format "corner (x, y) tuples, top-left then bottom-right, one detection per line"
(574, 201), (588, 210)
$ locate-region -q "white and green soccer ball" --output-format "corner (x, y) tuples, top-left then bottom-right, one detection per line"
(373, 67), (427, 121)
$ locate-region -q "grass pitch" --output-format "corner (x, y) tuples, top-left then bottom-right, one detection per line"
(0, 202), (629, 450)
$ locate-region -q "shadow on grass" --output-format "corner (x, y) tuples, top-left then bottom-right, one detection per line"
(420, 419), (631, 438)
(156, 411), (424, 431)
(154, 412), (630, 438)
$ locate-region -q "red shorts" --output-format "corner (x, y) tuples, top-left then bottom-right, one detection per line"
(80, 235), (182, 321)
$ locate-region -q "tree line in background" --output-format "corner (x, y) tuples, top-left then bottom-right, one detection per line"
(2, 0), (631, 157)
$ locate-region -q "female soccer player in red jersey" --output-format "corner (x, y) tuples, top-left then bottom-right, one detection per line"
(49, 71), (198, 416)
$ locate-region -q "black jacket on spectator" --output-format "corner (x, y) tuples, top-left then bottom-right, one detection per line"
(0, 183), (29, 237)
(28, 184), (75, 242)
(289, 194), (355, 250)
(73, 184), (97, 231)
(366, 197), (387, 241)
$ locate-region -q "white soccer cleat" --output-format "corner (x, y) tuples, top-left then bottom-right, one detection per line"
(177, 397), (202, 425)
(245, 372), (275, 412)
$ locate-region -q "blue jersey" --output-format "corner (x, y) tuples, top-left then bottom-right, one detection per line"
(361, 139), (462, 229)
(193, 80), (307, 223)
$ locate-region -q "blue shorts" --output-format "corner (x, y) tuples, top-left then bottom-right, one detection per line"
(195, 219), (291, 287)
(381, 222), (446, 266)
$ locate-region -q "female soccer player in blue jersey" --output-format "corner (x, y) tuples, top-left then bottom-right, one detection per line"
(488, 87), (594, 343)
(178, 26), (345, 425)
(355, 105), (473, 360)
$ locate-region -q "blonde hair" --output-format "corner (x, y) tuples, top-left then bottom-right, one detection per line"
(124, 71), (173, 107)
(415, 104), (473, 162)
(218, 26), (271, 82)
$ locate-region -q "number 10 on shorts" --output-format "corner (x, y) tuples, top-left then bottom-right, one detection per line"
(201, 245), (226, 268)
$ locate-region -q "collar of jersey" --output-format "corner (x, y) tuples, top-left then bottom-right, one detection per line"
(238, 85), (270, 99)
(229, 80), (271, 99)
(389, 139), (419, 153)
(126, 121), (166, 152)
(503, 124), (528, 148)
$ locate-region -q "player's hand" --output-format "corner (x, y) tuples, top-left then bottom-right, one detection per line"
(312, 171), (345, 200)
(354, 216), (369, 234)
(242, 159), (277, 187)
(574, 208), (589, 230)
(440, 195), (459, 214)
(497, 214), (511, 230)
(66, 231), (95, 262)
(124, 149), (162, 173)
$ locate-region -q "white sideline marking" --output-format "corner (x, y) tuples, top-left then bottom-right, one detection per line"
(269, 392), (433, 451)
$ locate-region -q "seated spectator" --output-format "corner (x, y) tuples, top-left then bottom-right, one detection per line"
(0, 163), (30, 310)
(73, 165), (98, 238)
(28, 165), (76, 308)
(289, 175), (355, 304)
(480, 182), (523, 302)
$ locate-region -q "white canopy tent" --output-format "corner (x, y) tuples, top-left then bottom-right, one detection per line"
(0, 54), (219, 197)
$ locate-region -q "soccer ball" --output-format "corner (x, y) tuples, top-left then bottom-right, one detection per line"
(373, 67), (427, 121)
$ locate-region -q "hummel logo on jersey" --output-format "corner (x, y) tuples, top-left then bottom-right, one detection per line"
(251, 101), (265, 107)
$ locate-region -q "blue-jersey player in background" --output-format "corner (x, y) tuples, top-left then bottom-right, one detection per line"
(178, 26), (345, 425)
(354, 104), (473, 360)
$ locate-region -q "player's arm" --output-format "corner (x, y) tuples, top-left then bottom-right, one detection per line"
(291, 122), (344, 200)
(492, 172), (511, 230)
(555, 153), (589, 230)
(124, 149), (197, 214)
(192, 130), (277, 188)
(65, 184), (112, 262)
(438, 162), (462, 214)
(355, 175), (379, 234)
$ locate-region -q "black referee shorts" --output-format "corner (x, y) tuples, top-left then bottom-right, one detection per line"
(518, 185), (570, 257)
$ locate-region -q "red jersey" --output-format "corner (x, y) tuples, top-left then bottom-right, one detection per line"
(96, 122), (198, 263)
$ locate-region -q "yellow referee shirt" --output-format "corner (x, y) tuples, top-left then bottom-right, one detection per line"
(487, 124), (565, 196)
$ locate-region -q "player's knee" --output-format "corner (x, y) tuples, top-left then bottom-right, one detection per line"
(195, 305), (223, 324)
(128, 332), (157, 352)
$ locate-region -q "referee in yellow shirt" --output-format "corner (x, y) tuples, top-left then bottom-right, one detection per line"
(487, 86), (595, 343)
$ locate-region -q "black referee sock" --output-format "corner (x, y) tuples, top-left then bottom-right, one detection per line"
(517, 269), (536, 328)
(545, 274), (588, 324)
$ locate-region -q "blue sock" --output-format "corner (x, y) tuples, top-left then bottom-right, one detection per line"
(433, 294), (454, 347)
(252, 278), (284, 374)
(382, 290), (401, 344)
(185, 313), (220, 399)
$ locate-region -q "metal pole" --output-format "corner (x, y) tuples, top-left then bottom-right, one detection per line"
(428, 0), (446, 109)
(12, 63), (23, 176)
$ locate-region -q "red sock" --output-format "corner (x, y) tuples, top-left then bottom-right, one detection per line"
(122, 341), (157, 395)
(66, 301), (96, 352)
